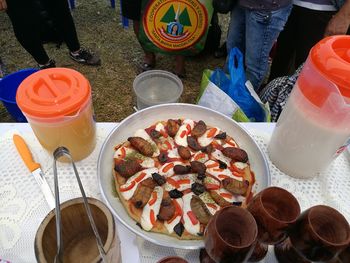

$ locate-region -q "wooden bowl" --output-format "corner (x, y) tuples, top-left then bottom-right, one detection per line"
(34, 197), (121, 263)
(157, 256), (188, 263)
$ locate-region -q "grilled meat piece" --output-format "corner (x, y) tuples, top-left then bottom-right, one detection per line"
(222, 147), (248, 163)
(114, 160), (142, 178)
(131, 178), (156, 208)
(197, 173), (206, 180)
(150, 129), (161, 139)
(187, 136), (202, 151)
(174, 222), (185, 237)
(178, 146), (191, 160)
(152, 172), (166, 186)
(190, 161), (206, 175)
(218, 160), (227, 169)
(201, 144), (214, 154)
(128, 137), (154, 157)
(157, 197), (175, 221)
(169, 189), (183, 199)
(167, 119), (180, 137)
(209, 190), (231, 207)
(190, 195), (212, 224)
(222, 178), (249, 195)
(191, 120), (207, 138)
(214, 132), (227, 140)
(173, 165), (191, 175)
(158, 152), (168, 163)
(191, 182), (206, 195)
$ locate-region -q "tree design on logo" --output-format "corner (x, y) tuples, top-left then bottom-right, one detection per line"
(179, 8), (191, 26)
(160, 5), (176, 23)
(162, 4), (192, 36)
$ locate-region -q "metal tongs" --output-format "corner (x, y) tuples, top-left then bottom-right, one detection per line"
(53, 147), (107, 263)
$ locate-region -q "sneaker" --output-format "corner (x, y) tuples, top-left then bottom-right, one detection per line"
(38, 59), (56, 70)
(69, 48), (101, 66)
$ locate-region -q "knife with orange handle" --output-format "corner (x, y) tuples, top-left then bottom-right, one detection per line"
(13, 134), (55, 210)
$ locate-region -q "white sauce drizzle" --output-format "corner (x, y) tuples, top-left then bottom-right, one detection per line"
(164, 198), (183, 234)
(234, 162), (248, 170)
(174, 119), (195, 147)
(205, 160), (243, 182)
(197, 127), (220, 147)
(141, 186), (164, 231)
(211, 149), (231, 166)
(159, 161), (183, 177)
(182, 193), (200, 235)
(190, 151), (209, 163)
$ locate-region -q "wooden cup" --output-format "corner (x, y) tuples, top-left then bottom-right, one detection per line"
(34, 197), (121, 263)
(204, 206), (258, 263)
(157, 256), (188, 263)
(247, 186), (301, 262)
(275, 205), (350, 263)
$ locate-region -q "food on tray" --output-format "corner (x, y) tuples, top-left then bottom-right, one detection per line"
(113, 119), (256, 240)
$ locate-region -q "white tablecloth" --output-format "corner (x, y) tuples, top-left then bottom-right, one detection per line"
(0, 122), (349, 263)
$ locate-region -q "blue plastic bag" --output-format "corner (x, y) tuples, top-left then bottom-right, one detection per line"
(209, 48), (265, 121)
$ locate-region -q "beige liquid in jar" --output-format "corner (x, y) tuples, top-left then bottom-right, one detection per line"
(268, 84), (349, 178)
(29, 102), (96, 161)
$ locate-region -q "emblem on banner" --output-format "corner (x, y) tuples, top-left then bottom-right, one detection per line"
(143, 0), (208, 51)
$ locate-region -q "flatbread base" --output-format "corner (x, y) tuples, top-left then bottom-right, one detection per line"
(114, 171), (203, 240)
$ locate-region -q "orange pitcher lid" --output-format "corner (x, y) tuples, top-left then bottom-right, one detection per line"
(311, 36), (350, 98)
(16, 68), (91, 118)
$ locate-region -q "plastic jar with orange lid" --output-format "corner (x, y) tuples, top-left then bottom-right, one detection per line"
(16, 68), (96, 161)
(268, 36), (350, 179)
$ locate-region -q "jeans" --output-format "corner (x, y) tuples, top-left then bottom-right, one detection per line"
(226, 4), (292, 90)
(269, 5), (335, 81)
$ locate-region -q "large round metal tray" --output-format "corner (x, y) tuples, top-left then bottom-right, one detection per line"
(98, 103), (270, 249)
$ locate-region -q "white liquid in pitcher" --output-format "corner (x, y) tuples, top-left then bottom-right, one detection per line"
(268, 84), (349, 178)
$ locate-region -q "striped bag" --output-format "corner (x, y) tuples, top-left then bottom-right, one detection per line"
(259, 64), (304, 122)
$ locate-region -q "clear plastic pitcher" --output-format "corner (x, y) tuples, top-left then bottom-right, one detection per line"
(16, 68), (96, 161)
(268, 36), (350, 179)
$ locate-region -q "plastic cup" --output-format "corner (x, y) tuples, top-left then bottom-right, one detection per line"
(0, 68), (38, 122)
(133, 70), (183, 110)
(16, 68), (96, 161)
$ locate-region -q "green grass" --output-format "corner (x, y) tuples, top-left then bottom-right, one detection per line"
(0, 0), (229, 122)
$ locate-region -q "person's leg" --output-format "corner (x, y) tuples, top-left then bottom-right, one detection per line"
(225, 5), (246, 70)
(268, 6), (298, 81)
(42, 0), (100, 65)
(245, 4), (292, 91)
(174, 55), (185, 78)
(133, 20), (155, 69)
(43, 0), (80, 52)
(295, 8), (335, 68)
(6, 0), (51, 65)
(122, 0), (155, 70)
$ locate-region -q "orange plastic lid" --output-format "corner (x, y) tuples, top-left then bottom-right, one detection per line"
(16, 68), (91, 118)
(311, 36), (350, 99)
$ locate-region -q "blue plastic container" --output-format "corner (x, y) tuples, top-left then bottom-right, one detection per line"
(0, 68), (38, 122)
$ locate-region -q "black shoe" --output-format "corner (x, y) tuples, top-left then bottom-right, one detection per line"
(0, 58), (5, 78)
(69, 48), (101, 66)
(38, 59), (56, 70)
